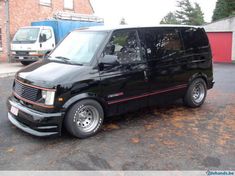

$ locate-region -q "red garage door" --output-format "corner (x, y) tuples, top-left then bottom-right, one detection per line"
(207, 32), (232, 63)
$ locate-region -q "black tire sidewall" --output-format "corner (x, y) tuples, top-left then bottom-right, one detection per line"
(65, 99), (104, 139)
(20, 61), (34, 66)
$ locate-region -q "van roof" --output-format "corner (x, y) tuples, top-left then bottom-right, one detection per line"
(78, 24), (202, 32)
(19, 26), (52, 29)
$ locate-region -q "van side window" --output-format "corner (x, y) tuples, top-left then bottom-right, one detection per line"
(41, 29), (52, 40)
(139, 29), (183, 61)
(104, 30), (141, 64)
(181, 28), (209, 51)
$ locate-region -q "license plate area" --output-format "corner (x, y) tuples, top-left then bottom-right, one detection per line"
(10, 106), (19, 116)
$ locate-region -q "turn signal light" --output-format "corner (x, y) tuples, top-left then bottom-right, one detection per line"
(58, 98), (64, 102)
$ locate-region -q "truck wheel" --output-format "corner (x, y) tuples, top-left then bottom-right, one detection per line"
(65, 99), (104, 139)
(20, 61), (33, 66)
(183, 78), (207, 108)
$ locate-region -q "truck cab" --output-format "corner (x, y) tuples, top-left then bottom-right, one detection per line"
(11, 26), (55, 65)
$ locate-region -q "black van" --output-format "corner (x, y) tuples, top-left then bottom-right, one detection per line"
(7, 25), (214, 138)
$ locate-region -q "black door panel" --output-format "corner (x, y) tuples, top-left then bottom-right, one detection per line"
(138, 28), (187, 105)
(99, 30), (149, 115)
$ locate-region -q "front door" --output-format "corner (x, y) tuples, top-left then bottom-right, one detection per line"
(99, 29), (149, 115)
(39, 28), (55, 54)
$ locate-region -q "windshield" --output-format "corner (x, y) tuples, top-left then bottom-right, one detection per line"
(12, 28), (40, 43)
(49, 31), (107, 65)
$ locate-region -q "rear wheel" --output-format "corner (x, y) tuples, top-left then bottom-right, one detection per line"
(65, 99), (104, 139)
(20, 61), (34, 66)
(184, 78), (207, 108)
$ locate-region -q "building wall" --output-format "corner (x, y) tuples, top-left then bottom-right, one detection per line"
(0, 0), (94, 62)
(0, 0), (6, 61)
(204, 16), (235, 62)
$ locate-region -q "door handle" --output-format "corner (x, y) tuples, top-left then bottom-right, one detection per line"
(144, 70), (148, 81)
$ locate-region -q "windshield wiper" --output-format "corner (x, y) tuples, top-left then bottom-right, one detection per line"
(53, 56), (74, 64)
(55, 56), (71, 62)
(53, 56), (83, 65)
(69, 61), (83, 66)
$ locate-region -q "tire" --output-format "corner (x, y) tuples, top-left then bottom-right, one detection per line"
(20, 61), (34, 66)
(183, 78), (207, 108)
(65, 99), (104, 139)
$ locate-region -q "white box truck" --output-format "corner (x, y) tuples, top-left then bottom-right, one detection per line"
(11, 13), (104, 65)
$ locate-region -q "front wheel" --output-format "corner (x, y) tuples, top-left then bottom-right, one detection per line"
(65, 99), (104, 139)
(183, 78), (207, 108)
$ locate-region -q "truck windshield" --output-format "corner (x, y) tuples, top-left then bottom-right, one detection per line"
(12, 28), (40, 43)
(49, 31), (107, 65)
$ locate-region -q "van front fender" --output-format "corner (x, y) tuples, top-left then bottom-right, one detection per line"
(62, 93), (107, 111)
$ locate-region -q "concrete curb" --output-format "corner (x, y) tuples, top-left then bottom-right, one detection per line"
(0, 62), (23, 78)
(0, 72), (16, 78)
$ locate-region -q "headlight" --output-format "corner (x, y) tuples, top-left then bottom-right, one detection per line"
(41, 90), (55, 105)
(29, 51), (39, 55)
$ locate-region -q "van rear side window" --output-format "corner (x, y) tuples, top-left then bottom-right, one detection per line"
(139, 28), (183, 61)
(181, 28), (209, 51)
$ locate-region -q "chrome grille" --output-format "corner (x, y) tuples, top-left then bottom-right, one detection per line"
(14, 80), (41, 102)
(16, 51), (29, 56)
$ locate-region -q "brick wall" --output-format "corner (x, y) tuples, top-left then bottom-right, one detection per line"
(0, 0), (94, 62)
(0, 0), (6, 62)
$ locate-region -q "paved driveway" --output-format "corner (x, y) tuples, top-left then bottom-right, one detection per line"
(0, 63), (234, 170)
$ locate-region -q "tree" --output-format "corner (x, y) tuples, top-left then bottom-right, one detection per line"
(160, 0), (205, 25)
(228, 1), (235, 16)
(191, 3), (205, 25)
(175, 0), (195, 25)
(228, 0), (235, 16)
(212, 0), (235, 21)
(160, 12), (180, 24)
(120, 18), (127, 25)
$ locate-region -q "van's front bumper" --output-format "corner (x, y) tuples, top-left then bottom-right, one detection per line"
(7, 97), (64, 137)
(12, 55), (42, 62)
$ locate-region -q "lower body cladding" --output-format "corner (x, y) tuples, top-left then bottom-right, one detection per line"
(7, 97), (64, 137)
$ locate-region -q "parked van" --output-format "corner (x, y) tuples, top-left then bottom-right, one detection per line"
(7, 25), (214, 138)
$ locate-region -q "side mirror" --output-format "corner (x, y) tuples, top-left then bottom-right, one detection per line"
(98, 55), (119, 71)
(39, 34), (47, 43)
(104, 44), (115, 55)
(101, 55), (118, 64)
(43, 51), (51, 59)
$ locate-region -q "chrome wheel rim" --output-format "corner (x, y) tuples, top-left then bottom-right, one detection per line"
(74, 105), (99, 133)
(192, 83), (205, 104)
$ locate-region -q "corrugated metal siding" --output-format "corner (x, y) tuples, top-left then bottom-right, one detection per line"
(207, 32), (232, 63)
(31, 20), (103, 44)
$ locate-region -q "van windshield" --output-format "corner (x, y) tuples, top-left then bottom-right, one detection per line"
(12, 28), (40, 44)
(49, 31), (107, 65)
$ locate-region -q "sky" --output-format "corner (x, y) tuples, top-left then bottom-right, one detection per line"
(90, 0), (217, 25)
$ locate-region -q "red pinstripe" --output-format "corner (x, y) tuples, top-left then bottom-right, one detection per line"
(107, 84), (187, 105)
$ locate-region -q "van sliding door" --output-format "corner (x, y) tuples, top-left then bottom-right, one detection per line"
(138, 28), (187, 105)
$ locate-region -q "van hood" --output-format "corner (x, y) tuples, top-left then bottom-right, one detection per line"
(16, 60), (95, 88)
